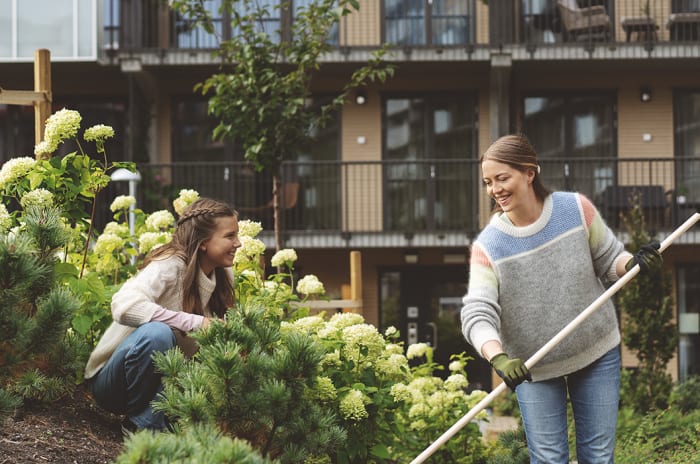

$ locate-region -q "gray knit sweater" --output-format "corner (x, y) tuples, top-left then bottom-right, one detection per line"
(461, 192), (627, 381)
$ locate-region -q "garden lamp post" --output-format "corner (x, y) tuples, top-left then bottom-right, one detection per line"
(110, 168), (141, 264)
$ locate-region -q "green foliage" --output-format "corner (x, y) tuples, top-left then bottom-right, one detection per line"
(152, 304), (346, 463)
(615, 407), (700, 463)
(486, 426), (529, 464)
(0, 206), (84, 421)
(617, 197), (677, 413)
(116, 423), (273, 464)
(669, 375), (700, 413)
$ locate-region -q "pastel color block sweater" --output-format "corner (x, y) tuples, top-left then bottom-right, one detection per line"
(84, 255), (231, 379)
(461, 192), (627, 381)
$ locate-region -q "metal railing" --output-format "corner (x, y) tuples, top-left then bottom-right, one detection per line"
(96, 157), (700, 238)
(103, 0), (699, 56)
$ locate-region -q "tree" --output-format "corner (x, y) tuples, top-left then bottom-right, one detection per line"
(0, 207), (82, 422)
(617, 195), (677, 413)
(169, 0), (394, 250)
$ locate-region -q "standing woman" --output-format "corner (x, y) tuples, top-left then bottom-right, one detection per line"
(461, 135), (661, 463)
(84, 198), (241, 431)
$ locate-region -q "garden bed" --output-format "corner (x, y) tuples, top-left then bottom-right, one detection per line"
(0, 386), (123, 463)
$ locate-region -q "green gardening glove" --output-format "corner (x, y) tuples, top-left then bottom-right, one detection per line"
(625, 241), (662, 274)
(490, 353), (532, 390)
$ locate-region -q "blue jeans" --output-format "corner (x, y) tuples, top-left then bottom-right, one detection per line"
(90, 322), (176, 430)
(516, 346), (621, 464)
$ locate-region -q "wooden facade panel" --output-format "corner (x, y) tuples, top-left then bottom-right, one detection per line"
(342, 0), (382, 46)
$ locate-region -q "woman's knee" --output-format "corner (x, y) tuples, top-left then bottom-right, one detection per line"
(134, 322), (176, 353)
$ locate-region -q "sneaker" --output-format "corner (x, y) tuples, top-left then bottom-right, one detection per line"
(121, 417), (138, 437)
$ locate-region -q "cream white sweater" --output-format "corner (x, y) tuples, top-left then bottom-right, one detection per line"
(84, 255), (230, 379)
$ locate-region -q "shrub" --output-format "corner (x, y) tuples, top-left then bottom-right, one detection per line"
(669, 375), (700, 413)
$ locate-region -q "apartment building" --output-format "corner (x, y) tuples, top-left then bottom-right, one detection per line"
(1, 0), (698, 389)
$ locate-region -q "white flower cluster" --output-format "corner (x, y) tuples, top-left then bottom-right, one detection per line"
(0, 203), (11, 232)
(138, 231), (172, 254)
(340, 323), (385, 365)
(233, 235), (266, 265)
(271, 248), (297, 267)
(296, 274), (325, 295)
(20, 188), (54, 208)
(83, 124), (115, 142)
(173, 189), (200, 216)
(103, 221), (130, 236)
(0, 157), (36, 190)
(339, 389), (369, 421)
(36, 108), (82, 155)
(406, 342), (430, 360)
(145, 210), (175, 231)
(238, 219), (262, 238)
(93, 233), (125, 255)
(110, 195), (136, 212)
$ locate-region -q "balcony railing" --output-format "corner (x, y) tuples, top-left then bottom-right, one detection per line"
(97, 157), (699, 242)
(104, 0), (699, 58)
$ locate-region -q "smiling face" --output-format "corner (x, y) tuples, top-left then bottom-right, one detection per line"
(198, 215), (241, 276)
(482, 158), (537, 217)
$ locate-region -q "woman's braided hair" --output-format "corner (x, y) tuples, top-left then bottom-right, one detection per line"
(145, 198), (237, 317)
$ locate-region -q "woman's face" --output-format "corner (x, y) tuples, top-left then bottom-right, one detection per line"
(481, 159), (536, 214)
(198, 215), (241, 275)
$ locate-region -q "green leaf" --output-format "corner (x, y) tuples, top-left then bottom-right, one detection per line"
(71, 314), (93, 336)
(369, 443), (391, 459)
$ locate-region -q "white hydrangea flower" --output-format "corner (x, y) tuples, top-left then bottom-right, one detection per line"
(238, 219), (262, 238)
(93, 232), (124, 255)
(444, 374), (468, 391)
(339, 389), (368, 421)
(314, 376), (337, 401)
(0, 157), (36, 188)
(34, 140), (54, 157)
(385, 343), (404, 356)
(20, 188), (54, 208)
(103, 221), (130, 236)
(376, 353), (409, 378)
(83, 124), (115, 142)
(270, 248), (297, 267)
(384, 326), (398, 337)
(0, 203), (12, 232)
(138, 231), (171, 254)
(110, 195), (136, 212)
(145, 210), (175, 231)
(390, 383), (411, 402)
(449, 360), (464, 373)
(341, 324), (384, 364)
(292, 316), (326, 333)
(237, 236), (266, 258)
(43, 108), (81, 148)
(172, 189), (200, 216)
(406, 343), (430, 360)
(296, 274), (325, 295)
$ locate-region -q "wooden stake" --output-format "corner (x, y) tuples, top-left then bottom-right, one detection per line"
(34, 49), (52, 153)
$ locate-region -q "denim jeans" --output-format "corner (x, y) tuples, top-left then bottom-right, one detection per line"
(516, 346), (621, 464)
(90, 322), (176, 430)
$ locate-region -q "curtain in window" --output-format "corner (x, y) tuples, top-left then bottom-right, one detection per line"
(674, 91), (700, 203)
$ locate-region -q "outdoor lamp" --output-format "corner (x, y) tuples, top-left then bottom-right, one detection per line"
(640, 87), (652, 103)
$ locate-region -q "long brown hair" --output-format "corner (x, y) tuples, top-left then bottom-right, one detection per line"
(481, 134), (551, 213)
(144, 198), (236, 317)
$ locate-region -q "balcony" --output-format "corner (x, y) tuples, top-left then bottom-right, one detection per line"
(102, 0), (700, 65)
(98, 157), (700, 248)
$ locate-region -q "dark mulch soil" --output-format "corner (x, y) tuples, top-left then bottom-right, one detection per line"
(0, 386), (124, 464)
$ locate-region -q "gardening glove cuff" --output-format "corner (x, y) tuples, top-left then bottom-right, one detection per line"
(625, 241), (662, 274)
(490, 353), (532, 391)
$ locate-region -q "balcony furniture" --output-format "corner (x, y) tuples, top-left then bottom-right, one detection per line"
(238, 182), (300, 227)
(557, 0), (612, 41)
(621, 16), (659, 41)
(667, 12), (700, 40)
(601, 185), (667, 228)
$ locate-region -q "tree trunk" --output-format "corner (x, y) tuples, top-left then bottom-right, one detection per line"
(272, 174), (282, 251)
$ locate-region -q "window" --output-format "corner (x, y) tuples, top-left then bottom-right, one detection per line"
(521, 94), (616, 199)
(0, 0), (97, 60)
(677, 265), (700, 381)
(383, 95), (478, 231)
(673, 90), (700, 205)
(384, 0), (474, 46)
(283, 97), (341, 230)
